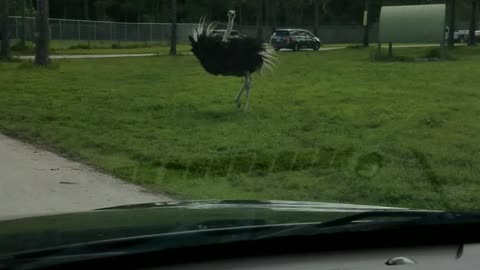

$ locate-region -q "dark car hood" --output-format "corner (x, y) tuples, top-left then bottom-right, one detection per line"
(97, 199), (410, 212)
(0, 200), (425, 254)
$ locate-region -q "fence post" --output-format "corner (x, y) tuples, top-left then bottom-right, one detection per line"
(94, 21), (97, 40)
(59, 19), (63, 40)
(110, 22), (113, 40)
(137, 23), (140, 41)
(77, 20), (80, 40)
(150, 23), (153, 42)
(124, 23), (127, 41)
(15, 17), (19, 39)
(161, 24), (164, 43)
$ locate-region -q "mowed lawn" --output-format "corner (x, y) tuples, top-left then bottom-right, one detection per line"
(10, 40), (192, 55)
(1, 47), (480, 211)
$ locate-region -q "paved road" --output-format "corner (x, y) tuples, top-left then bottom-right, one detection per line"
(0, 134), (170, 220)
(18, 53), (158, 60)
(17, 47), (344, 60)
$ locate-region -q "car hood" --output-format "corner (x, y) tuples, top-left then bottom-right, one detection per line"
(0, 200), (423, 254)
(97, 199), (408, 211)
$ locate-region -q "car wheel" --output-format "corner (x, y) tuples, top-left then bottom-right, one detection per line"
(313, 43), (320, 51)
(293, 43), (299, 52)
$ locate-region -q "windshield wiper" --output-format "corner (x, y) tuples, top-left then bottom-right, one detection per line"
(254, 210), (454, 239)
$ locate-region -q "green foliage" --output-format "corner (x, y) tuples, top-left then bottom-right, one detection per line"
(424, 47), (442, 58)
(10, 41), (32, 52)
(111, 43), (147, 49)
(68, 44), (92, 50)
(372, 46), (457, 62)
(1, 47), (480, 211)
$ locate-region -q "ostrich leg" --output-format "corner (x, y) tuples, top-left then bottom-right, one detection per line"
(244, 72), (252, 112)
(234, 72), (249, 110)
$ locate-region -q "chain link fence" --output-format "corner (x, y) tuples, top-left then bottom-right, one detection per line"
(18, 16), (480, 45)
(8, 16), (197, 44)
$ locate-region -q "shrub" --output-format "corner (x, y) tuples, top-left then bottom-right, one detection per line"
(112, 43), (148, 49)
(68, 44), (91, 50)
(10, 41), (32, 52)
(424, 48), (442, 59)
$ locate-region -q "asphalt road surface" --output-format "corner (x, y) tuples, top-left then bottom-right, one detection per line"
(17, 47), (345, 60)
(0, 134), (170, 220)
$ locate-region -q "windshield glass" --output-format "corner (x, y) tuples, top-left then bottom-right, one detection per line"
(273, 31), (291, 37)
(0, 0), (479, 256)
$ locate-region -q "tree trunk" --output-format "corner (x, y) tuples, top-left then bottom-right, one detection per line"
(363, 0), (370, 47)
(313, 0), (319, 36)
(447, 0), (456, 48)
(469, 0), (477, 46)
(270, 0), (276, 33)
(83, 0), (90, 47)
(34, 0), (49, 66)
(265, 0), (270, 34)
(256, 0), (263, 41)
(0, 0), (9, 59)
(21, 0), (26, 46)
(153, 0), (159, 22)
(169, 0), (176, 56)
(161, 0), (168, 23)
(29, 0), (35, 42)
(63, 0), (67, 18)
(83, 0), (89, 20)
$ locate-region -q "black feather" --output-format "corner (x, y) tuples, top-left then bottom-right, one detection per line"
(190, 34), (266, 77)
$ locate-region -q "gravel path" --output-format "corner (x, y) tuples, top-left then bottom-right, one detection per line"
(0, 134), (170, 219)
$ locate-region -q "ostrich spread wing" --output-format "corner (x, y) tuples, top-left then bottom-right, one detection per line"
(189, 18), (277, 77)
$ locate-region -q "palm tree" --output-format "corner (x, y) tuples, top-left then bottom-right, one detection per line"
(0, 0), (10, 59)
(170, 0), (177, 56)
(256, 0), (263, 41)
(469, 0), (478, 46)
(20, 0), (26, 47)
(83, 0), (89, 19)
(447, 0), (456, 48)
(34, 0), (50, 66)
(313, 0), (319, 36)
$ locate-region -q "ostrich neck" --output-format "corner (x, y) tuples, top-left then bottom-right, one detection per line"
(222, 17), (235, 42)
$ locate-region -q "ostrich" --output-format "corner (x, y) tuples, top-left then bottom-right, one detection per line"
(189, 11), (277, 112)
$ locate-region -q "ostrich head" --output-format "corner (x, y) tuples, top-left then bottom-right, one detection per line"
(222, 10), (237, 42)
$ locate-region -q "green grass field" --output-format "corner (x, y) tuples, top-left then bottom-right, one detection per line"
(1, 46), (480, 212)
(10, 40), (192, 55)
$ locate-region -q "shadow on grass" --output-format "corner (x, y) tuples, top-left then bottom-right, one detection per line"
(17, 60), (60, 70)
(371, 47), (457, 62)
(191, 110), (243, 121)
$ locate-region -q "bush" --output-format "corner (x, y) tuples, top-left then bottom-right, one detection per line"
(112, 43), (148, 49)
(424, 48), (441, 59)
(371, 49), (414, 62)
(422, 48), (456, 61)
(10, 41), (32, 52)
(347, 44), (366, 49)
(68, 44), (91, 50)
